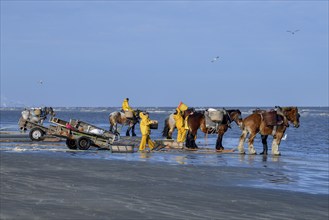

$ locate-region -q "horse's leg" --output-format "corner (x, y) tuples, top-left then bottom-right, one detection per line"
(185, 131), (192, 148)
(215, 125), (227, 151)
(168, 127), (174, 139)
(237, 129), (248, 154)
(247, 132), (257, 155)
(126, 126), (131, 136)
(271, 132), (283, 156)
(190, 131), (198, 149)
(215, 133), (224, 151)
(131, 124), (137, 136)
(260, 135), (268, 155)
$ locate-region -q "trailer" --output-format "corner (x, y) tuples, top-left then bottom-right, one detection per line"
(19, 117), (134, 153)
(47, 125), (134, 152)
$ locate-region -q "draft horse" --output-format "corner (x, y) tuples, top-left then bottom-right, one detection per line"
(109, 109), (141, 136)
(162, 108), (195, 139)
(237, 106), (300, 156)
(185, 109), (242, 151)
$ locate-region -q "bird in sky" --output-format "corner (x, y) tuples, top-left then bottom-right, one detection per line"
(38, 80), (43, 85)
(287, 29), (300, 35)
(211, 56), (219, 62)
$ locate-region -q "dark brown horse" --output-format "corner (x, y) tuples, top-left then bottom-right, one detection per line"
(237, 106), (300, 155)
(185, 109), (242, 151)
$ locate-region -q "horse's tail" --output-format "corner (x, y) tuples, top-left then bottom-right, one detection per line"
(162, 117), (170, 138)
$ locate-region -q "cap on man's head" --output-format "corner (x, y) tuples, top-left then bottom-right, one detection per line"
(125, 98), (129, 101)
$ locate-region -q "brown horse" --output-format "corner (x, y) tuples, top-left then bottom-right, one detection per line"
(237, 106), (300, 156)
(109, 109), (141, 136)
(185, 109), (242, 151)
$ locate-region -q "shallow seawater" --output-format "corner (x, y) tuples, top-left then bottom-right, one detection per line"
(1, 107), (328, 195)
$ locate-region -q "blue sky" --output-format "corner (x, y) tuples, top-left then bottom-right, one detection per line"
(1, 1), (328, 107)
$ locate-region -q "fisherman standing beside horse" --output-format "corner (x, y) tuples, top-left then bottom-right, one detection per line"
(163, 106), (242, 151)
(173, 102), (190, 146)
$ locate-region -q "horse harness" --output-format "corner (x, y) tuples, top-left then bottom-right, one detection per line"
(256, 109), (288, 137)
(204, 109), (232, 133)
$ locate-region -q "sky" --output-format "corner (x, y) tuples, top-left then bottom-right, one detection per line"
(1, 1), (328, 107)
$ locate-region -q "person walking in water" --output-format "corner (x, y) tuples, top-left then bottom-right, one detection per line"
(139, 111), (156, 152)
(173, 102), (189, 146)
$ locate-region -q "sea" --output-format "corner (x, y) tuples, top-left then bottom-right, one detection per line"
(0, 106), (328, 195)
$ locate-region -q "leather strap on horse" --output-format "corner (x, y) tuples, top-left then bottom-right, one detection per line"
(224, 109), (232, 129)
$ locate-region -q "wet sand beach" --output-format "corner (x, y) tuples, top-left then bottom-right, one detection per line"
(1, 152), (328, 220)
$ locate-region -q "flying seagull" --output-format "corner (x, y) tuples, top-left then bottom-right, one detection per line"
(287, 29), (300, 35)
(38, 80), (43, 85)
(211, 56), (219, 63)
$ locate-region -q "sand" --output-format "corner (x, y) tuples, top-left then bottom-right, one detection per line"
(1, 152), (328, 220)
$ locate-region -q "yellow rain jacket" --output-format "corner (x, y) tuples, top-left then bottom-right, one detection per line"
(173, 108), (187, 143)
(173, 108), (184, 129)
(139, 112), (155, 151)
(122, 99), (133, 111)
(139, 112), (152, 135)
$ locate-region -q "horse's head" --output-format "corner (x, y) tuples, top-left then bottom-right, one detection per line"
(183, 108), (195, 118)
(227, 109), (243, 127)
(47, 107), (55, 116)
(42, 107), (55, 120)
(134, 109), (142, 122)
(281, 107), (300, 128)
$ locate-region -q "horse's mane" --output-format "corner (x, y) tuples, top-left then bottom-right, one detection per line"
(281, 106), (297, 111)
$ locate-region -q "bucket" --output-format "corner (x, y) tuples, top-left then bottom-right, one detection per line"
(178, 102), (188, 111)
(150, 120), (158, 129)
(124, 111), (134, 119)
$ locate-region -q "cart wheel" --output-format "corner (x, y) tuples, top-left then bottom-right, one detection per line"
(29, 128), (45, 141)
(76, 137), (91, 150)
(66, 139), (77, 149)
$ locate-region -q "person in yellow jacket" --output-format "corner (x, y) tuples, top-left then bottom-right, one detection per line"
(122, 98), (133, 112)
(139, 111), (156, 152)
(173, 107), (188, 144)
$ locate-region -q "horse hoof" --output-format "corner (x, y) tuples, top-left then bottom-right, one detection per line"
(132, 134), (136, 137)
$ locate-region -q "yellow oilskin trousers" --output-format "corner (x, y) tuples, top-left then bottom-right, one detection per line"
(177, 127), (187, 143)
(139, 135), (155, 151)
